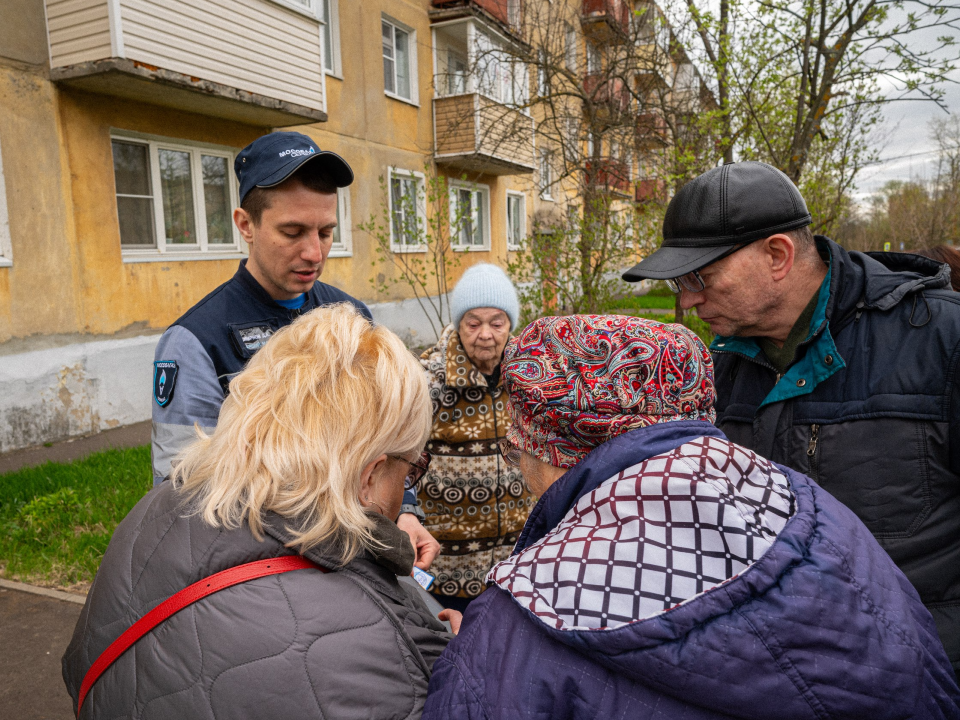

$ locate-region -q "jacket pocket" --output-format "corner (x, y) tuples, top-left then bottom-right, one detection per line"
(813, 418), (933, 539)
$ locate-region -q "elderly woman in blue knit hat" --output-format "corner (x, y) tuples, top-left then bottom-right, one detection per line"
(410, 263), (536, 612)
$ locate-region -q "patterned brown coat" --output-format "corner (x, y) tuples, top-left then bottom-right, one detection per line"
(418, 325), (536, 599)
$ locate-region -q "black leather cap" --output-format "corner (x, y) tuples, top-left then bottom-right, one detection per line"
(623, 161), (812, 281)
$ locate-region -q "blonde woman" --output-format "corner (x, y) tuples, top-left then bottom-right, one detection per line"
(63, 305), (454, 720)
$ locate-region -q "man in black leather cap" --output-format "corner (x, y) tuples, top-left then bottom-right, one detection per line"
(623, 160), (960, 677)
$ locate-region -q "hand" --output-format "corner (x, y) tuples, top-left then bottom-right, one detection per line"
(396, 513), (441, 571)
(438, 609), (463, 635)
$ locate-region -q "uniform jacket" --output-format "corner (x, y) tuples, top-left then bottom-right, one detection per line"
(151, 260), (371, 484)
(62, 481), (452, 720)
(423, 421), (960, 720)
(712, 237), (960, 674)
(417, 325), (536, 598)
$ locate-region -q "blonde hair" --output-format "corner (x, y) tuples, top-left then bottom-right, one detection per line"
(173, 304), (432, 563)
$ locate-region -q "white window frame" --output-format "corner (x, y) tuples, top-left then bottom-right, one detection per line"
(320, 0), (342, 78)
(449, 180), (491, 251)
(269, 0), (318, 19)
(382, 15), (419, 106)
(111, 132), (243, 263)
(539, 150), (554, 201)
(388, 167), (427, 253)
(0, 136), (11, 268)
(329, 186), (352, 257)
(565, 23), (577, 72)
(506, 190), (526, 251)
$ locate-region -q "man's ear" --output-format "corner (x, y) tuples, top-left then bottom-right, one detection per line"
(358, 453), (389, 504)
(234, 207), (255, 245)
(764, 234), (796, 281)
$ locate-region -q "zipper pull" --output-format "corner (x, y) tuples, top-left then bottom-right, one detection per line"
(807, 424), (820, 457)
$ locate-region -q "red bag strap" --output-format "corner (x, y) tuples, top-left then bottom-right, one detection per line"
(76, 555), (326, 717)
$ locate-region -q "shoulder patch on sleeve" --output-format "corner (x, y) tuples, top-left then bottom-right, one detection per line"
(154, 360), (179, 407)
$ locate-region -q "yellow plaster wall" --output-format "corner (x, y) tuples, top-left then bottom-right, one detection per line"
(0, 65), (81, 343)
(57, 89), (264, 335)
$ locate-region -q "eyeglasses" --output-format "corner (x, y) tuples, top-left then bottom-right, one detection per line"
(666, 270), (706, 294)
(389, 451), (432, 491)
(497, 438), (522, 468)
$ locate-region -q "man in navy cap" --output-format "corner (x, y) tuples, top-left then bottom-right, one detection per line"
(623, 160), (960, 678)
(150, 131), (439, 570)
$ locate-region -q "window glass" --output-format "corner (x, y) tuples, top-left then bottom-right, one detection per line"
(448, 51), (467, 95)
(159, 149), (196, 245)
(112, 140), (156, 247)
(391, 174), (420, 246)
(395, 27), (410, 98)
(202, 155), (231, 244)
(382, 21), (396, 94)
(452, 186), (486, 247)
(565, 23), (577, 71)
(507, 194), (524, 248)
(321, 0), (334, 71)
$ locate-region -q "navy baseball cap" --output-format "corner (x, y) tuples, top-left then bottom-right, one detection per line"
(234, 131), (354, 204)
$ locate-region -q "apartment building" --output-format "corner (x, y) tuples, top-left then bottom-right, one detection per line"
(0, 0), (701, 450)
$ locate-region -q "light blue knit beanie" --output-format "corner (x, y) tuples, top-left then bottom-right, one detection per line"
(450, 263), (520, 330)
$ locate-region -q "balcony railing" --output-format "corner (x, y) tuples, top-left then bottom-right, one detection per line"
(581, 0), (630, 43)
(583, 74), (631, 117)
(586, 157), (631, 195)
(432, 0), (523, 34)
(635, 112), (668, 149)
(635, 178), (666, 203)
(434, 94), (536, 175)
(44, 0), (325, 126)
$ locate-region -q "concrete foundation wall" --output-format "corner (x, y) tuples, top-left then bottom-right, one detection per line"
(0, 298), (447, 453)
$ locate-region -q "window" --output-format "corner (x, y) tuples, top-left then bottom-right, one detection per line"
(382, 17), (417, 103)
(539, 150), (554, 200)
(506, 191), (526, 250)
(449, 181), (490, 250)
(507, 0), (521, 28)
(537, 49), (550, 96)
(446, 50), (468, 95)
(320, 0), (342, 76)
(586, 42), (601, 74)
(111, 134), (240, 260)
(388, 168), (426, 251)
(476, 31), (528, 107)
(565, 23), (577, 71)
(0, 137), (11, 267)
(329, 187), (352, 257)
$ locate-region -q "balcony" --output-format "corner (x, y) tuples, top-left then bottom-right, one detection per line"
(581, 0), (630, 43)
(583, 74), (631, 118)
(635, 178), (666, 203)
(431, 0), (523, 35)
(586, 157), (631, 195)
(44, 0), (326, 126)
(434, 94), (536, 175)
(635, 112), (668, 149)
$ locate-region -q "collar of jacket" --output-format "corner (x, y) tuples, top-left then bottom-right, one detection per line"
(710, 237), (845, 407)
(514, 420), (727, 553)
(234, 259), (321, 314)
(261, 510), (415, 578)
(441, 325), (500, 390)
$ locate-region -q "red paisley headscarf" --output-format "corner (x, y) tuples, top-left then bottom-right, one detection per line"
(502, 315), (717, 469)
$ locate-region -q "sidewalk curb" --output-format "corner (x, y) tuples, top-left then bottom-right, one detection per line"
(0, 578), (87, 605)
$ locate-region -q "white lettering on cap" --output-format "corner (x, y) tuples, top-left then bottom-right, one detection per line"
(278, 147), (317, 158)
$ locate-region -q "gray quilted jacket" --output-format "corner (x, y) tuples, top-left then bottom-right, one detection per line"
(62, 481), (452, 719)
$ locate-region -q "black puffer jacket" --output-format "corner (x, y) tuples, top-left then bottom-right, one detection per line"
(714, 237), (960, 675)
(62, 481), (452, 719)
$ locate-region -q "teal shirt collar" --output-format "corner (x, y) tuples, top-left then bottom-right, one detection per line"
(710, 248), (845, 407)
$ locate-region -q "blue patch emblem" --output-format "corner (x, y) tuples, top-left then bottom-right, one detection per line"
(154, 360), (179, 407)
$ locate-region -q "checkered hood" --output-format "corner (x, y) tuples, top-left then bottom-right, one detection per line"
(488, 435), (795, 632)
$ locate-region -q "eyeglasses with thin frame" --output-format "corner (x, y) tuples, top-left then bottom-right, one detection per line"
(389, 451), (432, 491)
(666, 271), (706, 294)
(497, 438), (522, 468)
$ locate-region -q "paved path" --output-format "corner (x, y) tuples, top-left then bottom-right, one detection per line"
(0, 585), (82, 719)
(0, 420), (151, 475)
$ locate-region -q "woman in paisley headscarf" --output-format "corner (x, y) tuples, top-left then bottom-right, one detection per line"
(408, 264), (536, 612)
(424, 314), (960, 719)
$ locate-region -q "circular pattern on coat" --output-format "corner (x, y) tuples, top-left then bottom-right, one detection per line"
(509, 480), (525, 497)
(439, 580), (460, 596)
(464, 580), (484, 597)
(469, 486), (492, 503)
(464, 387), (484, 403)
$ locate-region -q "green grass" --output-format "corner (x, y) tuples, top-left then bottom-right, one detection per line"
(606, 294), (678, 310)
(0, 446), (151, 588)
(611, 311), (716, 347)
